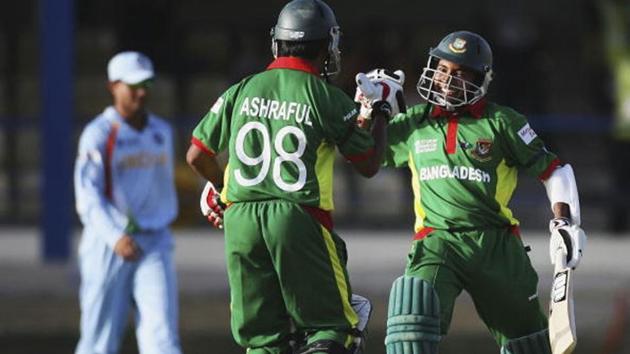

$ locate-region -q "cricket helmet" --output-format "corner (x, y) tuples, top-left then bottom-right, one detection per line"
(417, 30), (494, 110)
(271, 0), (341, 77)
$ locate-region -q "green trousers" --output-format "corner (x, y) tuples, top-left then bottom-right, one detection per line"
(405, 227), (548, 347)
(224, 200), (358, 354)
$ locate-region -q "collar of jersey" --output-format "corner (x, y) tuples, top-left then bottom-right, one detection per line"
(267, 57), (320, 76)
(104, 106), (152, 131)
(430, 98), (487, 119)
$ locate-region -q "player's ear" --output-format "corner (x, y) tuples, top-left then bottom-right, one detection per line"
(107, 81), (116, 95)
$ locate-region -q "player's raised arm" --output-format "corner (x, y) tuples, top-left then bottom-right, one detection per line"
(350, 68), (406, 177)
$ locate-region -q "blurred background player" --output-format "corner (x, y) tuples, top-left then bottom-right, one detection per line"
(360, 31), (587, 354)
(600, 0), (630, 234)
(185, 0), (402, 353)
(73, 51), (182, 354)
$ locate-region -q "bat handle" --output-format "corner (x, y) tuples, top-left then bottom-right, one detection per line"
(396, 91), (406, 114)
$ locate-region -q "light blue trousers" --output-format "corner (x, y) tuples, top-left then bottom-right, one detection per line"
(75, 229), (182, 354)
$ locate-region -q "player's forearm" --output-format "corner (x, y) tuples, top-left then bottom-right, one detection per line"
(552, 202), (570, 219)
(82, 201), (128, 247)
(543, 163), (581, 226)
(353, 113), (387, 177)
(74, 154), (130, 246)
(552, 202), (571, 220)
(186, 144), (224, 186)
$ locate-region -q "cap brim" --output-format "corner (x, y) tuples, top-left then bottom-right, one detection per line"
(120, 70), (154, 85)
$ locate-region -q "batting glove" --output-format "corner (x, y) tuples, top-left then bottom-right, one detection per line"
(354, 68), (406, 120)
(349, 294), (372, 354)
(549, 217), (586, 269)
(200, 181), (226, 229)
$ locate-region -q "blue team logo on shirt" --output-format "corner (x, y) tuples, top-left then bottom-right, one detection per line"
(153, 132), (163, 145)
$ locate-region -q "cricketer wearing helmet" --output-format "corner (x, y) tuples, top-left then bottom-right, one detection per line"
(186, 1), (402, 353)
(362, 31), (587, 354)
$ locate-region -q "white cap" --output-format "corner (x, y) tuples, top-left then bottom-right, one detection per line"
(107, 51), (154, 84)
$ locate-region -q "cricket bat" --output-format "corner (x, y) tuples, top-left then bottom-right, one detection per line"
(548, 236), (577, 354)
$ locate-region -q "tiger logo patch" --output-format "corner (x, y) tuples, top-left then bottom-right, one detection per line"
(471, 138), (493, 162)
(448, 38), (467, 53)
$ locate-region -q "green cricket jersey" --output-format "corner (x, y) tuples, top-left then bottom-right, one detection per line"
(385, 99), (560, 232)
(192, 57), (374, 211)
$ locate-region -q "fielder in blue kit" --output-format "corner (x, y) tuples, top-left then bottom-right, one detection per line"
(74, 51), (182, 354)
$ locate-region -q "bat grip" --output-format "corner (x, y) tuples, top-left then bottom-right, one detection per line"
(558, 229), (573, 265)
(396, 91), (406, 114)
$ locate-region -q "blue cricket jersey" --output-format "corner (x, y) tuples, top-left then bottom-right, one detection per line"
(74, 106), (178, 247)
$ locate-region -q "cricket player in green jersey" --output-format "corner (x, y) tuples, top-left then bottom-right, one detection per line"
(185, 1), (403, 353)
(361, 31), (588, 354)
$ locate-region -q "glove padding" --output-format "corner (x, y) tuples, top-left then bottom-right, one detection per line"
(354, 68), (406, 119)
(200, 181), (226, 229)
(549, 217), (586, 269)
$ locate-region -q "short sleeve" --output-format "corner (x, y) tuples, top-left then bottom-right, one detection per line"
(500, 111), (559, 180)
(191, 83), (240, 155)
(322, 89), (376, 162)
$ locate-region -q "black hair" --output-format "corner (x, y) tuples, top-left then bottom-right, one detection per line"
(276, 39), (328, 60)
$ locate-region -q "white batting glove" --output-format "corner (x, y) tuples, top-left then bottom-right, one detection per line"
(549, 217), (586, 269)
(200, 181), (226, 229)
(354, 68), (406, 119)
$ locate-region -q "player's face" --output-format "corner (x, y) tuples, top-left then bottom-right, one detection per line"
(433, 59), (477, 101)
(109, 80), (152, 117)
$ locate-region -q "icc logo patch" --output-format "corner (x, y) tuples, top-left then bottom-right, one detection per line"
(471, 138), (493, 162)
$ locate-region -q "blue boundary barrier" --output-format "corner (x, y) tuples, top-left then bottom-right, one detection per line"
(40, 0), (74, 261)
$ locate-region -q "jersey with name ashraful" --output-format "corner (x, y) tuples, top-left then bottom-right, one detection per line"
(192, 57), (374, 211)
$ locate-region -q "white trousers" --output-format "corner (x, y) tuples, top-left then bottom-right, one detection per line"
(75, 229), (182, 354)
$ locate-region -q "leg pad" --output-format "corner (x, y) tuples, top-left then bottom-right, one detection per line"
(385, 276), (441, 354)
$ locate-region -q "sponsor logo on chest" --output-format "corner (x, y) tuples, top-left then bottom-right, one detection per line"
(117, 152), (167, 169)
(414, 139), (438, 153)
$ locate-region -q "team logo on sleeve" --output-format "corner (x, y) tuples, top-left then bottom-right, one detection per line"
(517, 123), (538, 145)
(471, 138), (493, 162)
